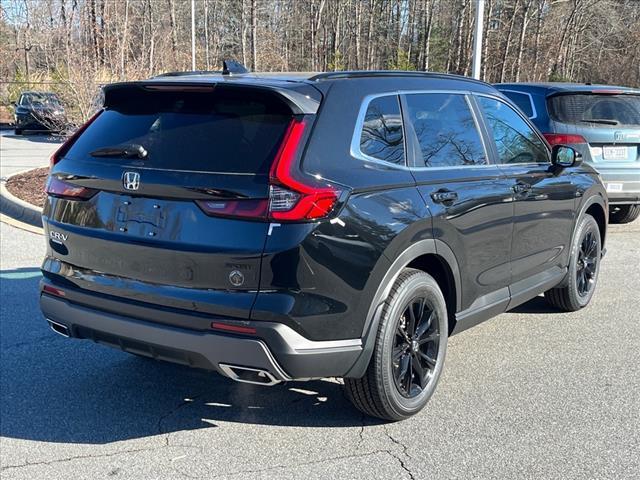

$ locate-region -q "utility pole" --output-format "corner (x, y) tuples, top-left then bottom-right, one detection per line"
(472, 0), (485, 80)
(191, 0), (196, 71)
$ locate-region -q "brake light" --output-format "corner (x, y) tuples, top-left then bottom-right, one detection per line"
(543, 133), (587, 145)
(50, 110), (102, 167)
(196, 198), (268, 219)
(268, 118), (341, 221)
(45, 176), (97, 200)
(196, 117), (342, 222)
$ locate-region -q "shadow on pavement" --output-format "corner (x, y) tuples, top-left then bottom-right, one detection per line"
(508, 295), (561, 315)
(0, 268), (372, 446)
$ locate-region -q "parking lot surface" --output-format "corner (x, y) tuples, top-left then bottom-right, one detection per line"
(0, 130), (61, 178)
(1, 219), (638, 479)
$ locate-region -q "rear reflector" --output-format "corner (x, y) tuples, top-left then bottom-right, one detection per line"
(43, 285), (65, 297)
(210, 322), (257, 335)
(50, 110), (103, 167)
(543, 133), (587, 145)
(45, 176), (97, 200)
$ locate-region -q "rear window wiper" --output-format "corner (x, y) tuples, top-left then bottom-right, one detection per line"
(579, 118), (620, 126)
(90, 143), (148, 159)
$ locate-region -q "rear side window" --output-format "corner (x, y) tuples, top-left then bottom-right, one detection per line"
(359, 95), (405, 165)
(548, 93), (640, 127)
(404, 93), (487, 168)
(502, 91), (535, 118)
(478, 96), (548, 165)
(65, 87), (293, 174)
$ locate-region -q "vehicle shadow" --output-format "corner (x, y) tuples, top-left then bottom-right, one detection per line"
(508, 295), (561, 315)
(0, 268), (373, 446)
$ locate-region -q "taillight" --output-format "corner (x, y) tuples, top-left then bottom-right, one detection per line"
(50, 110), (103, 167)
(45, 176), (97, 200)
(197, 117), (343, 222)
(543, 133), (587, 146)
(268, 118), (341, 221)
(196, 198), (268, 219)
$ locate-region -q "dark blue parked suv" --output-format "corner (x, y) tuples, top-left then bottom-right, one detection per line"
(40, 69), (607, 420)
(496, 83), (640, 223)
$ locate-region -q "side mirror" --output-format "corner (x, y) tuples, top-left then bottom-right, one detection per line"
(551, 145), (582, 168)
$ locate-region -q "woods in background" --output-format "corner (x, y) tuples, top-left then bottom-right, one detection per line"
(1, 0), (640, 122)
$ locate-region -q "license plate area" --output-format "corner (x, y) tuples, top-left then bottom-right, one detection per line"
(602, 146), (628, 161)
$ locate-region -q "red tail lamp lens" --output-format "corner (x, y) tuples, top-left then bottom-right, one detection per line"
(45, 176), (97, 199)
(543, 133), (587, 145)
(268, 118), (340, 221)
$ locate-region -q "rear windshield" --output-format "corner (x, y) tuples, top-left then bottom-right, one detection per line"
(65, 87), (293, 174)
(548, 93), (640, 127)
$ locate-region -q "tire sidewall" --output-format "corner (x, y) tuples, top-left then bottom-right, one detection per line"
(377, 272), (448, 418)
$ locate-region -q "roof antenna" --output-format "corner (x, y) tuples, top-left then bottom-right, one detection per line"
(222, 60), (249, 75)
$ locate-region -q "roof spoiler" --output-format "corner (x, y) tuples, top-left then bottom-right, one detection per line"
(101, 80), (321, 115)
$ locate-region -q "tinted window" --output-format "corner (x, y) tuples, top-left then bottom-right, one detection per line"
(478, 96), (549, 165)
(548, 93), (640, 127)
(502, 91), (535, 118)
(359, 95), (405, 165)
(404, 93), (487, 168)
(65, 88), (292, 174)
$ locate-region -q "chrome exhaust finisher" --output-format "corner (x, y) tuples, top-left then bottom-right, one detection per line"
(218, 363), (282, 386)
(47, 319), (70, 338)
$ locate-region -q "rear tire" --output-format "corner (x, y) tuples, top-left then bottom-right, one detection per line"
(609, 205), (640, 224)
(14, 128), (22, 135)
(343, 268), (448, 421)
(545, 214), (601, 312)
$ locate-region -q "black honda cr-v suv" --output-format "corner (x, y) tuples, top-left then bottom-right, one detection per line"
(40, 68), (607, 420)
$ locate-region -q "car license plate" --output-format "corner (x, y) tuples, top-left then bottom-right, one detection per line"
(607, 183), (623, 192)
(602, 146), (627, 160)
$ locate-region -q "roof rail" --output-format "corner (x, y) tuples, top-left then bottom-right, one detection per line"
(309, 70), (489, 86)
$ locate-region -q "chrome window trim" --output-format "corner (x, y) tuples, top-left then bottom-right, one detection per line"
(499, 89), (538, 120)
(473, 92), (551, 166)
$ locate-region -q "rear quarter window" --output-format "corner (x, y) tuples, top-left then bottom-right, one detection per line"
(502, 91), (535, 118)
(65, 87), (293, 174)
(358, 95), (405, 165)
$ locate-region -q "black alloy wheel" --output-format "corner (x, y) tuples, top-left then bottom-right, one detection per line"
(392, 295), (441, 398)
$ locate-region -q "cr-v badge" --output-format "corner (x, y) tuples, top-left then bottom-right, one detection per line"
(123, 171), (140, 191)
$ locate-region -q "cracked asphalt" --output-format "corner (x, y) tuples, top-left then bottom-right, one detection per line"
(1, 217), (639, 479)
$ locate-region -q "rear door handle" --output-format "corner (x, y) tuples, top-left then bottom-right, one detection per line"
(512, 182), (531, 194)
(431, 190), (458, 204)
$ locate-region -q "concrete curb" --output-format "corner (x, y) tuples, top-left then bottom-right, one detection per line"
(0, 167), (45, 229)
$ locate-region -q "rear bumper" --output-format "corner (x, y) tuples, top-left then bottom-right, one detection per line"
(596, 169), (640, 204)
(40, 289), (363, 382)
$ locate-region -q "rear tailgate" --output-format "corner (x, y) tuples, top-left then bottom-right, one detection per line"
(547, 92), (640, 166)
(42, 82), (318, 321)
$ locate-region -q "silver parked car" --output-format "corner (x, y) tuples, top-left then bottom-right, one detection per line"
(495, 83), (640, 223)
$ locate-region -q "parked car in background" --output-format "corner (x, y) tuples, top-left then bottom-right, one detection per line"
(40, 69), (607, 421)
(495, 83), (640, 223)
(13, 91), (66, 135)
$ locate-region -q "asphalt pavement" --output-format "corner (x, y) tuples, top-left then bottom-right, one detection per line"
(1, 216), (639, 479)
(0, 130), (61, 179)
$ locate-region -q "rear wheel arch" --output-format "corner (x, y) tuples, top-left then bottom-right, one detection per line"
(344, 239), (461, 378)
(575, 194), (607, 251)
